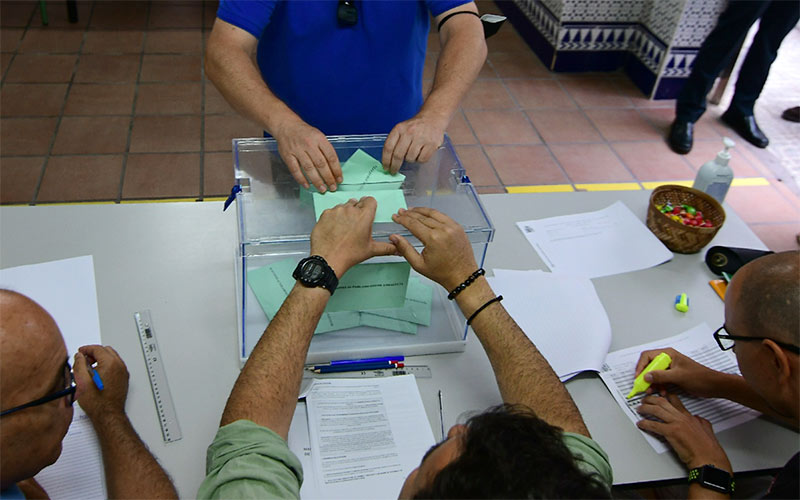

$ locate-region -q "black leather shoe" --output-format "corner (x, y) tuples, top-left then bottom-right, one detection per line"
(721, 110), (769, 148)
(668, 119), (693, 154)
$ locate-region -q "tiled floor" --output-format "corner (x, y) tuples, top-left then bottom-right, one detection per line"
(1, 0), (798, 252)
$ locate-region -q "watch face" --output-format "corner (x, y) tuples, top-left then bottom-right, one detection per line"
(302, 260), (324, 282)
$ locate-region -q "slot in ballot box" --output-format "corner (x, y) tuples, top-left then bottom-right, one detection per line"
(233, 134), (494, 364)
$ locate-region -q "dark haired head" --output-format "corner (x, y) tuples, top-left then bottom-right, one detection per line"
(412, 404), (610, 499)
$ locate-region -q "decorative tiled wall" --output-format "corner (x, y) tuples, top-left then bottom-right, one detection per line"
(497, 0), (726, 99)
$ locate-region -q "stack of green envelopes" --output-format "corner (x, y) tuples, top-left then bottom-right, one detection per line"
(247, 257), (433, 335)
(311, 149), (407, 223)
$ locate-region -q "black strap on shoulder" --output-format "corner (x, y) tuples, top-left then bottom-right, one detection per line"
(437, 10), (480, 32)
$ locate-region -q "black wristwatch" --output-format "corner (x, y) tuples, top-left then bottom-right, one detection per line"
(293, 255), (339, 295)
(688, 464), (734, 494)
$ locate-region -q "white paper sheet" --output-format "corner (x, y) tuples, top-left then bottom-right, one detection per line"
(487, 269), (612, 381)
(301, 376), (435, 499)
(0, 255), (102, 356)
(1, 256), (107, 499)
(598, 323), (760, 453)
(34, 409), (106, 499)
(288, 402), (324, 499)
(516, 201), (673, 278)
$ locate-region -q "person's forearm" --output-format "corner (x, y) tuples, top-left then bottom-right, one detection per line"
(205, 31), (300, 136)
(91, 412), (178, 499)
(220, 284), (329, 438)
(456, 279), (590, 436)
(419, 21), (486, 127)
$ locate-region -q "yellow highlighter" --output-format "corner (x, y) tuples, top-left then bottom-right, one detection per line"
(627, 352), (672, 399)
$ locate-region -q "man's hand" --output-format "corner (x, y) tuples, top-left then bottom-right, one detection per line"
(382, 115), (447, 173)
(390, 207), (477, 291)
(273, 119), (342, 193)
(74, 345), (129, 421)
(311, 196), (397, 277)
(637, 394), (732, 472)
(634, 348), (725, 398)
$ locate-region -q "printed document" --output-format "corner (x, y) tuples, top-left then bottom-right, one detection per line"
(298, 376), (435, 499)
(516, 201), (672, 278)
(599, 323), (760, 453)
(1, 256), (107, 499)
(488, 269), (611, 381)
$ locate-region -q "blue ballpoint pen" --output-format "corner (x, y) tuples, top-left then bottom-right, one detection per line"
(90, 366), (104, 391)
(328, 356), (404, 366)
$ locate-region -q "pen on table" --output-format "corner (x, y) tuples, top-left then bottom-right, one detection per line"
(309, 358), (403, 371)
(311, 361), (403, 374)
(328, 356), (404, 366)
(438, 390), (445, 441)
(89, 365), (104, 391)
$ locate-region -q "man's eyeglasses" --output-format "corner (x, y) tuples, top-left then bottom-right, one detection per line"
(713, 325), (800, 354)
(1, 361), (76, 417)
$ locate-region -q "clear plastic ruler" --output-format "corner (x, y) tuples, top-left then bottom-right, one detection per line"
(302, 365), (432, 379)
(134, 310), (182, 443)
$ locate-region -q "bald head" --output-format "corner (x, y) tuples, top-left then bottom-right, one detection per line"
(1, 290), (74, 488)
(727, 251), (800, 346)
(0, 290), (66, 406)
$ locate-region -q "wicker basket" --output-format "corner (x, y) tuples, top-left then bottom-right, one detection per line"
(646, 185), (726, 254)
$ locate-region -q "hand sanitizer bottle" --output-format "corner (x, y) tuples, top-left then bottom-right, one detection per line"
(693, 137), (735, 203)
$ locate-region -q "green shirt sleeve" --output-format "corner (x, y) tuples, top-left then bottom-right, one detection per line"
(198, 420), (304, 500)
(562, 432), (613, 488)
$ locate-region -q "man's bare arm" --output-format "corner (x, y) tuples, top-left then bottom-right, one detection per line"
(219, 197), (396, 439)
(74, 346), (177, 499)
(220, 283), (329, 438)
(205, 19), (341, 192)
(390, 207), (590, 437)
(455, 279), (590, 436)
(382, 3), (487, 171)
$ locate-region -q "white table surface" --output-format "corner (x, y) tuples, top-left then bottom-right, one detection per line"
(0, 191), (795, 496)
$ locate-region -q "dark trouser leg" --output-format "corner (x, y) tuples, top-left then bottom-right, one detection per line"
(675, 1), (769, 123)
(728, 1), (800, 116)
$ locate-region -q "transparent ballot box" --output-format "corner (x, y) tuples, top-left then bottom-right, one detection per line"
(233, 134), (494, 364)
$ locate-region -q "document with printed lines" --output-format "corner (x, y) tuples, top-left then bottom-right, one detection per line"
(599, 323), (760, 453)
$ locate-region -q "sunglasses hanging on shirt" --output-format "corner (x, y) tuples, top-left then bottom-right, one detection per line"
(338, 0), (358, 27)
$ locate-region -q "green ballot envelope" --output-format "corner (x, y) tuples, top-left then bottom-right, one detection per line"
(338, 149), (406, 190)
(246, 258), (413, 334)
(313, 190), (407, 223)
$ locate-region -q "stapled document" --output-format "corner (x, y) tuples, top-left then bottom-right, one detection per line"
(598, 323), (760, 453)
(516, 201), (673, 278)
(290, 375), (435, 499)
(487, 269), (611, 381)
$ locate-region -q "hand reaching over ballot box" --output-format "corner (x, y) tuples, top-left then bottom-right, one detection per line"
(389, 207), (478, 292)
(274, 119), (342, 194)
(382, 115), (447, 174)
(311, 196), (397, 279)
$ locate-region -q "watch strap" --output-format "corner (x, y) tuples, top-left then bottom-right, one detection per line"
(688, 465), (734, 494)
(293, 256), (339, 295)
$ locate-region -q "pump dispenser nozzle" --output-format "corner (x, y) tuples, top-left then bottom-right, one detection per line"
(716, 137), (735, 165)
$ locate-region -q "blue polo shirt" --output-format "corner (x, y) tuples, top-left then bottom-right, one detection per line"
(217, 0), (470, 135)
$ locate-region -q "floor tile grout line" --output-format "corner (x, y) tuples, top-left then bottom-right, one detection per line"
(199, 0), (209, 202)
(29, 2), (95, 205)
(456, 106), (503, 187)
(558, 77), (645, 187)
(116, 1), (152, 204)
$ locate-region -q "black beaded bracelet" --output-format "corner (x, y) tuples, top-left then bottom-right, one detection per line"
(447, 268), (485, 300)
(467, 295), (503, 325)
